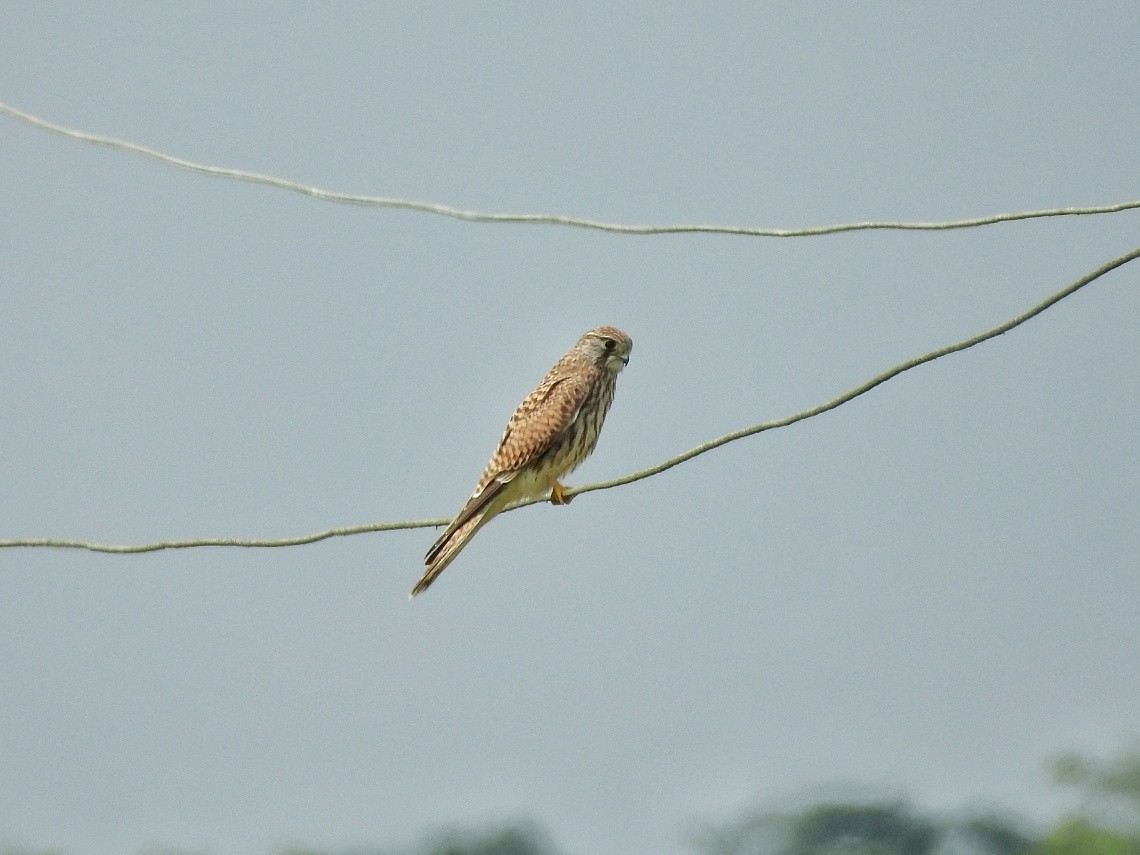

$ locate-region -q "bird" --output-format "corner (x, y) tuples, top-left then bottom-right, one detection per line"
(411, 325), (632, 597)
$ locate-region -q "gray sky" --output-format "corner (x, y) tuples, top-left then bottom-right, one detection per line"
(1, 5), (1137, 854)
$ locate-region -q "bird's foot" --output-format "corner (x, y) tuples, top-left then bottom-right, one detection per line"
(550, 481), (573, 505)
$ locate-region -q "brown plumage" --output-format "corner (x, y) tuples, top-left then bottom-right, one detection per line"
(411, 326), (632, 597)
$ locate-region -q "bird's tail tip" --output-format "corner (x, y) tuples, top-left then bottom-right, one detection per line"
(409, 507), (492, 599)
(409, 564), (442, 599)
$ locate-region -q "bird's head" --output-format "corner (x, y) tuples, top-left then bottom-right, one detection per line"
(579, 326), (632, 373)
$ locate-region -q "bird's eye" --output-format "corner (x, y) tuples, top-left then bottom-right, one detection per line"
(603, 338), (616, 351)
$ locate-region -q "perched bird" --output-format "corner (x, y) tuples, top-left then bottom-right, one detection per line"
(411, 326), (632, 597)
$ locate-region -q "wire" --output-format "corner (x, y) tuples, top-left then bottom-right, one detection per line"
(3, 246), (1134, 555)
(3, 100), (1137, 238)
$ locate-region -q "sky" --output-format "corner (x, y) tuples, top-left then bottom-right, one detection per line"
(1, 4), (1138, 854)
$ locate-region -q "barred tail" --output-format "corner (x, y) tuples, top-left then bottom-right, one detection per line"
(410, 492), (506, 597)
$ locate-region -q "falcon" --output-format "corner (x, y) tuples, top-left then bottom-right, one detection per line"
(411, 326), (632, 597)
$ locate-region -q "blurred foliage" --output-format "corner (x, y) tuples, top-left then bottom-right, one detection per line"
(417, 824), (559, 855)
(1049, 747), (1140, 818)
(685, 747), (1140, 855)
(8, 748), (1140, 855)
(277, 821), (560, 855)
(1041, 747), (1140, 855)
(688, 798), (1032, 855)
(1035, 817), (1140, 855)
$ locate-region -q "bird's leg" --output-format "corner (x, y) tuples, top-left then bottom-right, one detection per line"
(550, 481), (573, 505)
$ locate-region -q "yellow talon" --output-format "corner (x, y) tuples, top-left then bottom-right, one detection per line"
(550, 481), (573, 505)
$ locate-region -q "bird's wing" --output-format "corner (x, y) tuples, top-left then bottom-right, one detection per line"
(426, 370), (592, 566)
(485, 371), (592, 478)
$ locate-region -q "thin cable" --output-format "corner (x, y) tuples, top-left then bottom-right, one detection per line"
(3, 247), (1134, 555)
(3, 101), (1138, 237)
